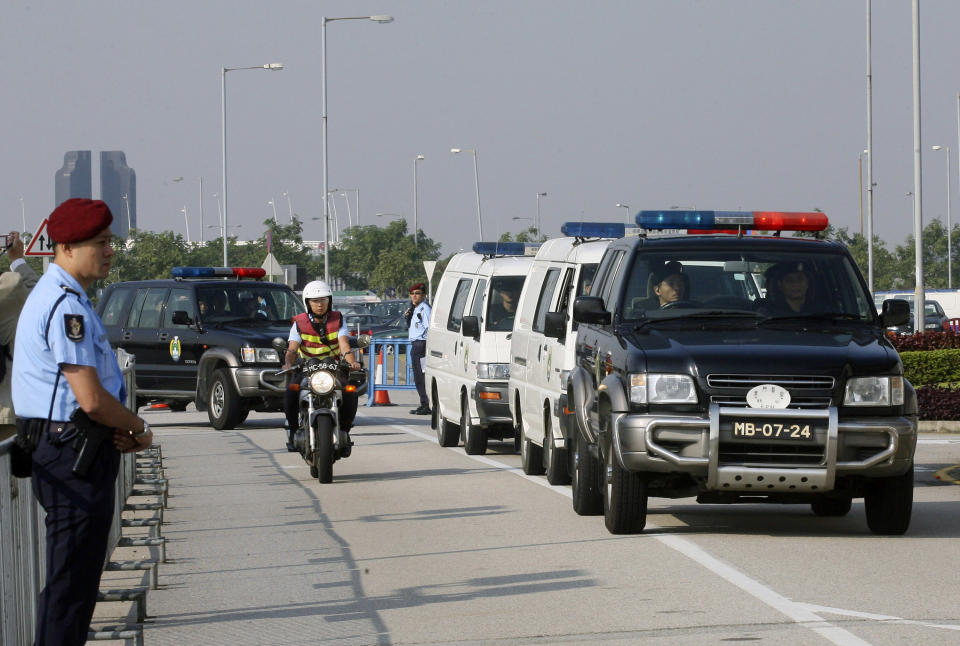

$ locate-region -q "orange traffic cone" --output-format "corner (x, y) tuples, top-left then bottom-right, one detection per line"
(372, 347), (394, 405)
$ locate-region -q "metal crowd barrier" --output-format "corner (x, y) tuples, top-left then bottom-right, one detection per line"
(0, 348), (139, 645)
(366, 338), (416, 406)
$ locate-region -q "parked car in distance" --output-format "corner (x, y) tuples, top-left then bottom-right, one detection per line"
(885, 298), (951, 334)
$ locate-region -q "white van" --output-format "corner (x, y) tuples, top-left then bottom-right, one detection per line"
(508, 223), (621, 484)
(427, 242), (539, 455)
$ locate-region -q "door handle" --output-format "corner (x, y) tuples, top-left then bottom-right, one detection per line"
(158, 332), (169, 341)
(537, 345), (542, 361)
(121, 332), (132, 341)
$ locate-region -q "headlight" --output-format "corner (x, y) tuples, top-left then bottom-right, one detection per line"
(241, 347), (280, 363)
(477, 363), (510, 380)
(844, 376), (904, 406)
(629, 373), (698, 405)
(309, 371), (336, 395)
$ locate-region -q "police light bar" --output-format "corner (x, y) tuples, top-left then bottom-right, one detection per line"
(560, 222), (626, 238)
(171, 267), (267, 279)
(472, 242), (541, 256)
(637, 210), (828, 232)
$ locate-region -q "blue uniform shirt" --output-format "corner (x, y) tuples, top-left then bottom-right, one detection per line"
(409, 301), (431, 342)
(12, 263), (125, 421)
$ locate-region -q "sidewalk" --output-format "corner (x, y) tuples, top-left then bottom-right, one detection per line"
(140, 396), (421, 646)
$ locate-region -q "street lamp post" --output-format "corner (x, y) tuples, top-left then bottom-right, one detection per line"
(322, 14), (394, 284)
(268, 199), (278, 224)
(451, 148), (482, 239)
(181, 206), (191, 243)
(121, 193), (132, 237)
(536, 192), (547, 241)
(616, 203), (630, 225)
(283, 191), (294, 222)
(414, 154), (424, 250)
(222, 62), (283, 266)
(933, 145), (952, 288)
(174, 176), (205, 243)
(18, 196), (25, 234)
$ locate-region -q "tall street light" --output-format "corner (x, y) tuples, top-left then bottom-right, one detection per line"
(414, 154), (424, 250)
(536, 192), (547, 241)
(451, 148), (482, 239)
(616, 203), (631, 225)
(322, 14), (394, 284)
(174, 176), (205, 243)
(933, 145), (952, 288)
(180, 206), (191, 243)
(121, 193), (132, 237)
(268, 199), (278, 223)
(18, 196), (25, 234)
(222, 62), (283, 266)
(283, 191), (293, 222)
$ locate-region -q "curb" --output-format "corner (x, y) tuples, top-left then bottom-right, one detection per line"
(917, 421), (960, 433)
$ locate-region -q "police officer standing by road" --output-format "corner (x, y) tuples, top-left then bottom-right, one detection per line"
(406, 283), (431, 415)
(13, 198), (153, 646)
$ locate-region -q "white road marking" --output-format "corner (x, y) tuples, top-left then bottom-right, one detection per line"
(918, 438), (960, 444)
(394, 424), (875, 646)
(800, 604), (960, 632)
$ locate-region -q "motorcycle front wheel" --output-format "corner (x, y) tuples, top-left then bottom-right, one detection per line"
(314, 415), (335, 484)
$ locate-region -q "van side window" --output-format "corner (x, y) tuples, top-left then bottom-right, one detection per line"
(101, 287), (134, 327)
(532, 269), (561, 333)
(469, 279), (487, 320)
(164, 288), (196, 328)
(447, 278), (473, 332)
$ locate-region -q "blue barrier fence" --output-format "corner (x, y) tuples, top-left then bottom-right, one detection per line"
(366, 339), (415, 406)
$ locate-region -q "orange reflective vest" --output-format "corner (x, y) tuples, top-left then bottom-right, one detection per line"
(293, 311), (342, 359)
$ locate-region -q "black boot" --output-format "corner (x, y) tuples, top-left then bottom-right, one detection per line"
(285, 427), (297, 452)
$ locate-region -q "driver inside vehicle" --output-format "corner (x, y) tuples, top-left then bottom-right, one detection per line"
(637, 260), (689, 310)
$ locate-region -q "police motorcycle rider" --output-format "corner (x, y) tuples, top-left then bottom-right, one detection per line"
(282, 280), (361, 452)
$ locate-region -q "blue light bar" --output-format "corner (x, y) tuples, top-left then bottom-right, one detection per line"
(472, 242), (531, 256)
(637, 210), (828, 232)
(560, 222), (625, 238)
(172, 266), (242, 278)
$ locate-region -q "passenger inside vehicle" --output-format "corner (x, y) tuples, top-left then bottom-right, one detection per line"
(761, 262), (815, 313)
(631, 260), (691, 312)
(487, 279), (524, 331)
(199, 290), (227, 319)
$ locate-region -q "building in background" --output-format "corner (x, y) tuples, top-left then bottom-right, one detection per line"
(100, 151), (136, 237)
(54, 150), (92, 207)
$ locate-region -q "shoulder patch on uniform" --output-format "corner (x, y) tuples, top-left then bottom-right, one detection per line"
(65, 314), (85, 342)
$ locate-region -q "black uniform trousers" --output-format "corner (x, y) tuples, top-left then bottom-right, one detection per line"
(31, 426), (120, 646)
(410, 340), (428, 407)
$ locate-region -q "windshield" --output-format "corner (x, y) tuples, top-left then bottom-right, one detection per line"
(619, 250), (875, 322)
(197, 285), (304, 324)
(485, 275), (526, 331)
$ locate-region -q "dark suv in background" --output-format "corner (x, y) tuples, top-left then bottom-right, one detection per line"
(97, 271), (304, 429)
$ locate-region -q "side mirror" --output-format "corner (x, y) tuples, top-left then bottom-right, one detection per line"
(461, 315), (481, 339)
(171, 310), (194, 326)
(544, 311), (566, 340)
(572, 296), (611, 325)
(880, 299), (910, 328)
(356, 334), (372, 349)
(271, 337), (288, 354)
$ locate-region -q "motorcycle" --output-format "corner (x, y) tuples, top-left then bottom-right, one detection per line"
(273, 335), (370, 483)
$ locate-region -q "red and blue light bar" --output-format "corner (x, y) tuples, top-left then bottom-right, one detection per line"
(560, 222), (625, 238)
(171, 267), (267, 279)
(637, 210), (828, 232)
(472, 242), (541, 256)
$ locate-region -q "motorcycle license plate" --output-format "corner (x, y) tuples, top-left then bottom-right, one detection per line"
(315, 361), (339, 372)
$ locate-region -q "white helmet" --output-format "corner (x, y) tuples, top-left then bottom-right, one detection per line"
(302, 280), (333, 311)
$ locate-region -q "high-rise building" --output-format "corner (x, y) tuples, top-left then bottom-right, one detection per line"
(100, 151), (136, 237)
(54, 150), (92, 207)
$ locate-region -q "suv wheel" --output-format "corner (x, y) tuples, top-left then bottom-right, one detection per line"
(811, 497), (852, 517)
(603, 441), (647, 534)
(208, 368), (243, 430)
(544, 416), (570, 486)
(462, 394), (487, 455)
(519, 413), (544, 476)
(865, 463), (914, 535)
(571, 433), (602, 516)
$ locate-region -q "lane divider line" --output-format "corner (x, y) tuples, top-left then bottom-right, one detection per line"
(392, 424), (872, 646)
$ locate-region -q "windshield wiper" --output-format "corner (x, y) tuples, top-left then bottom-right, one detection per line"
(633, 310), (762, 330)
(759, 312), (865, 325)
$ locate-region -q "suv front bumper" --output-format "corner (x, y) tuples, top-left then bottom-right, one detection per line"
(611, 404), (917, 493)
(233, 366), (287, 397)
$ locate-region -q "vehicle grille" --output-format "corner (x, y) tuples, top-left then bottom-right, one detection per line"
(707, 374), (835, 410)
(718, 442), (825, 467)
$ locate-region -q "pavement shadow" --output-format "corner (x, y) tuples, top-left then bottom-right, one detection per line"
(333, 466), (503, 483)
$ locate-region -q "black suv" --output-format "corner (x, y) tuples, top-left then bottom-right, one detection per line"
(97, 275), (304, 429)
(564, 225), (916, 536)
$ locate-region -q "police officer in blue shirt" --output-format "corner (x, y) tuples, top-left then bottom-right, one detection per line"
(406, 283), (431, 414)
(13, 198), (153, 646)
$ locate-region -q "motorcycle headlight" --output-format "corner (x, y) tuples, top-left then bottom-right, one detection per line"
(629, 373), (698, 405)
(844, 376), (904, 406)
(241, 347), (280, 363)
(477, 363), (510, 380)
(309, 371), (336, 395)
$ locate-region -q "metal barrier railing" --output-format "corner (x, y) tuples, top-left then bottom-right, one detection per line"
(366, 338), (415, 406)
(0, 348), (138, 645)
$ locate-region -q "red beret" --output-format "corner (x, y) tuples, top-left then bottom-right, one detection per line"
(409, 283), (426, 293)
(48, 198), (113, 244)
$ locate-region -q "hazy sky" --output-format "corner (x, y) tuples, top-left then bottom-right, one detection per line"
(3, 0), (960, 257)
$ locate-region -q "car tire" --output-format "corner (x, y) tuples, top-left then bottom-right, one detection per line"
(603, 441), (647, 534)
(571, 433), (603, 516)
(865, 463), (914, 535)
(810, 497), (852, 517)
(544, 417), (570, 486)
(208, 368), (243, 430)
(167, 401), (188, 412)
(434, 385), (460, 447)
(315, 415), (334, 484)
(519, 414), (544, 476)
(462, 394), (487, 455)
